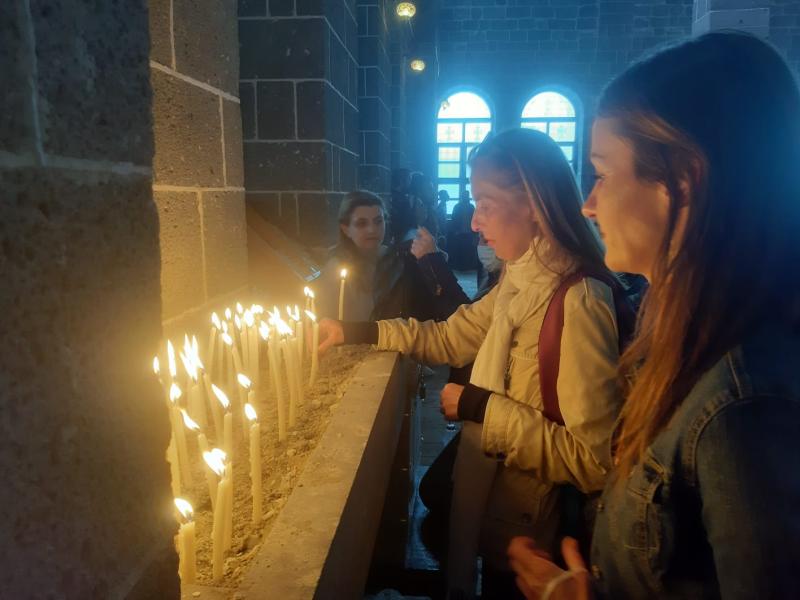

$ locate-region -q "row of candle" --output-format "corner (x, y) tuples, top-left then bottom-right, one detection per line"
(160, 276), (348, 584)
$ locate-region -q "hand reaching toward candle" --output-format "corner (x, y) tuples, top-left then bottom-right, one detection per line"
(508, 536), (592, 600)
(317, 318), (344, 354)
(440, 383), (463, 420)
(411, 226), (437, 260)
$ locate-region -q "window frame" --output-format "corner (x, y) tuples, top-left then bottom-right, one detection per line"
(436, 89), (494, 214)
(519, 87), (582, 179)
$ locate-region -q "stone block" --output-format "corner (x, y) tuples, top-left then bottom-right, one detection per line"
(256, 81), (296, 140)
(202, 191), (249, 299)
(155, 190), (206, 317)
(297, 81), (345, 146)
(31, 0), (153, 164)
(297, 0), (324, 14)
(0, 167), (171, 598)
(240, 0), (268, 16)
(340, 150), (359, 190)
(173, 0), (239, 95)
(223, 99), (245, 187)
(151, 69), (224, 186)
(269, 0), (294, 16)
(148, 0), (172, 66)
(360, 164), (391, 195)
(240, 82), (256, 140)
(0, 3), (34, 154)
(363, 131), (390, 166)
(359, 35), (381, 67)
(330, 37), (352, 97)
(243, 141), (331, 189)
(344, 101), (360, 154)
(298, 192), (338, 244)
(345, 9), (359, 56)
(247, 192), (281, 224)
(239, 18), (330, 79)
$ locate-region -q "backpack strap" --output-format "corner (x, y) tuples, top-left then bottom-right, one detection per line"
(538, 270), (637, 426)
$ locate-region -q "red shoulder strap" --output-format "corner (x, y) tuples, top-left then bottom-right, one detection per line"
(538, 270), (636, 426)
(538, 272), (584, 425)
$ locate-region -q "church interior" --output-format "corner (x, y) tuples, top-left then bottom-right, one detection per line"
(2, 1), (799, 599)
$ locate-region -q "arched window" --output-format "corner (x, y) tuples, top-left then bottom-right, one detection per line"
(437, 91), (492, 214)
(521, 91), (579, 173)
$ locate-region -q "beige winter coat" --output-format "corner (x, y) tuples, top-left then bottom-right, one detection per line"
(376, 272), (622, 557)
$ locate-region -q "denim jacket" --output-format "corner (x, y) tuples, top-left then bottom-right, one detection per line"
(591, 325), (800, 599)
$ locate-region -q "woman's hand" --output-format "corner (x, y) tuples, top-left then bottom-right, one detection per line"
(508, 537), (592, 600)
(317, 318), (344, 354)
(411, 226), (437, 259)
(440, 383), (463, 420)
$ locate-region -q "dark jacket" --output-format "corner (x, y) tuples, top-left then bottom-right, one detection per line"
(591, 323), (800, 599)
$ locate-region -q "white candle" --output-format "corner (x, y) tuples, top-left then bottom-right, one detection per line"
(266, 328), (287, 442)
(211, 384), (233, 457)
(240, 316), (250, 374)
(169, 384), (191, 488)
(208, 313), (220, 376)
(237, 374), (252, 441)
(207, 377), (223, 439)
(167, 438), (181, 498)
(306, 310), (319, 387)
(245, 403), (262, 524)
(281, 336), (297, 427)
(294, 311), (304, 375)
(174, 498), (197, 584)
(167, 339), (178, 382)
(205, 451), (228, 582)
(245, 311), (259, 389)
(338, 268), (347, 320)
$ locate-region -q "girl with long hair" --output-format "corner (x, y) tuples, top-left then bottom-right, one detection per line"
(318, 129), (632, 598)
(509, 32), (800, 599)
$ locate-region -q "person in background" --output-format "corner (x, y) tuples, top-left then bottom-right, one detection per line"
(317, 190), (468, 323)
(449, 190), (478, 270)
(390, 168), (414, 244)
(409, 172), (440, 237)
(436, 189), (450, 242)
(317, 129), (633, 599)
(509, 32), (800, 600)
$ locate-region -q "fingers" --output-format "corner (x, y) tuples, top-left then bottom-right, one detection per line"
(318, 334), (337, 355)
(561, 537), (587, 572)
(515, 575), (537, 600)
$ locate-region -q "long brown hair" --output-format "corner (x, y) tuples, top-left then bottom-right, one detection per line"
(600, 33), (800, 476)
(469, 128), (610, 277)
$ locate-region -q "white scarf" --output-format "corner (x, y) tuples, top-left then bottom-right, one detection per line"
(448, 242), (565, 599)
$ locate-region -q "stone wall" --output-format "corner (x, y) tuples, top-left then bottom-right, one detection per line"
(149, 0), (248, 332)
(239, 0), (360, 247)
(358, 0), (394, 197)
(0, 1), (176, 597)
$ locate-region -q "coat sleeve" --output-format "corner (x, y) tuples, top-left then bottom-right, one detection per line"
(416, 252), (471, 320)
(696, 396), (800, 599)
(376, 284), (497, 367)
(481, 278), (622, 492)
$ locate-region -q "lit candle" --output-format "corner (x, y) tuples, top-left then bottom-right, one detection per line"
(292, 305), (304, 376)
(244, 403), (262, 524)
(309, 289), (316, 316)
(304, 286), (312, 312)
(180, 351), (207, 429)
(245, 310), (259, 389)
(238, 313), (250, 374)
(166, 438), (181, 498)
(305, 310), (319, 387)
(167, 340), (178, 382)
(236, 302), (244, 316)
(211, 384), (233, 458)
(338, 268), (347, 320)
(237, 373), (253, 441)
(208, 312), (221, 378)
(204, 450), (229, 583)
(277, 320), (298, 427)
(265, 324), (287, 442)
(174, 498), (196, 584)
(223, 332), (244, 382)
(170, 383), (192, 488)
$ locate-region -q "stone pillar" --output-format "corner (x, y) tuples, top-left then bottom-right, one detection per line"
(239, 0), (360, 247)
(357, 0), (393, 198)
(1, 1), (176, 597)
(149, 0), (248, 334)
(693, 0), (770, 37)
(390, 21), (411, 169)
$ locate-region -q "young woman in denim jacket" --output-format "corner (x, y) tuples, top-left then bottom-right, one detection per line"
(509, 32), (800, 599)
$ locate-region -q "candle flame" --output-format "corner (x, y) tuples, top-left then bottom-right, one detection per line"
(181, 409), (200, 431)
(203, 450), (226, 476)
(236, 302), (244, 315)
(174, 497), (194, 520)
(179, 351), (198, 381)
(153, 356), (160, 375)
(169, 382), (182, 403)
(212, 312), (222, 329)
(252, 304), (265, 314)
(244, 403), (257, 421)
(221, 332), (233, 346)
(183, 334), (191, 355)
(221, 321), (229, 334)
(211, 384), (230, 409)
(305, 310), (317, 322)
(237, 373), (252, 389)
(259, 321), (270, 340)
(244, 310), (255, 327)
(304, 286), (311, 297)
(225, 307), (232, 320)
(234, 314), (242, 330)
(340, 268), (348, 279)
(308, 289), (315, 299)
(191, 336), (200, 359)
(273, 317), (293, 337)
(167, 340), (177, 378)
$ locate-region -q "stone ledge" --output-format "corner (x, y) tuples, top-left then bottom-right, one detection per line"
(238, 351), (406, 600)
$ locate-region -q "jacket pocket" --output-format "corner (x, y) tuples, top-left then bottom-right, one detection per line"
(624, 453), (674, 591)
